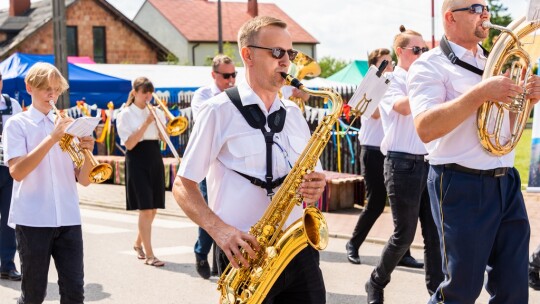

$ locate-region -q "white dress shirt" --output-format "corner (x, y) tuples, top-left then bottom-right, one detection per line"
(178, 80), (320, 232)
(4, 105), (80, 228)
(191, 83), (221, 121)
(116, 104), (166, 145)
(379, 66), (427, 155)
(408, 41), (514, 169)
(357, 116), (384, 147)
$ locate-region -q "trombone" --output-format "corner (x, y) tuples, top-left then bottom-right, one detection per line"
(151, 93), (188, 136)
(48, 100), (113, 184)
(146, 102), (181, 162)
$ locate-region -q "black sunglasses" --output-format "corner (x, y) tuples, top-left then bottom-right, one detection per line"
(451, 4), (489, 14)
(214, 71), (237, 79)
(402, 46), (429, 55)
(247, 45), (298, 60)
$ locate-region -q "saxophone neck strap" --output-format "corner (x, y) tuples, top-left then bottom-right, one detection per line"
(225, 87), (287, 196)
(439, 35), (489, 76)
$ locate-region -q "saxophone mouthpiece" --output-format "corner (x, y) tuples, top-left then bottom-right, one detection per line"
(280, 72), (303, 89)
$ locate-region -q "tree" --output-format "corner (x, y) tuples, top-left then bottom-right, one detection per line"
(318, 56), (350, 78)
(482, 0), (512, 49)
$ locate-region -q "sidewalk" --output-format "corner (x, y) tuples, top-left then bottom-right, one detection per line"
(77, 183), (540, 251)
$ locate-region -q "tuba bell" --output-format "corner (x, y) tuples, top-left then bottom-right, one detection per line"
(478, 17), (540, 156)
(286, 52), (321, 111)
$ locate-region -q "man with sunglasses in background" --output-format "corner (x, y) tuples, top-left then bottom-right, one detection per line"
(0, 73), (22, 282)
(189, 54), (237, 279)
(408, 1), (540, 303)
(364, 27), (443, 304)
(173, 16), (326, 303)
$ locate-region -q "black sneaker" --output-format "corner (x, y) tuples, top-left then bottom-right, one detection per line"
(0, 269), (21, 281)
(196, 258), (211, 279)
(529, 268), (540, 290)
(365, 280), (384, 304)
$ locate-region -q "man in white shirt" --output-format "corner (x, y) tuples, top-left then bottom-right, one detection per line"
(4, 62), (95, 303)
(190, 54), (236, 279)
(408, 1), (540, 302)
(365, 28), (443, 303)
(173, 16), (327, 303)
(0, 74), (22, 281)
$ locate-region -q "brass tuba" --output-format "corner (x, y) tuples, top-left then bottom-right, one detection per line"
(217, 73), (340, 304)
(49, 101), (113, 183)
(477, 17), (540, 156)
(152, 93), (188, 136)
(286, 52), (321, 111)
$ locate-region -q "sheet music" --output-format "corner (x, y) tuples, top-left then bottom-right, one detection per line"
(65, 116), (102, 137)
(528, 0), (540, 21)
(347, 66), (390, 117)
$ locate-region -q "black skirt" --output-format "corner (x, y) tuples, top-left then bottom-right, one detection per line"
(125, 140), (165, 210)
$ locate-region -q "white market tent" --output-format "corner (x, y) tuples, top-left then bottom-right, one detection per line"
(77, 63), (246, 92)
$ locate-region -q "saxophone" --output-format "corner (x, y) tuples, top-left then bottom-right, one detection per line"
(217, 72), (343, 304)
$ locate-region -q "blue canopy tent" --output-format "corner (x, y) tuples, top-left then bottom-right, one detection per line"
(0, 53), (131, 108)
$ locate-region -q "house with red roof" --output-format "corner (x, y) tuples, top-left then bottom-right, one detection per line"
(133, 0), (319, 65)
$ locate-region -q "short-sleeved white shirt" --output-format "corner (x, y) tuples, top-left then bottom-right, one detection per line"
(178, 80), (320, 232)
(408, 42), (514, 169)
(357, 116), (384, 147)
(191, 83), (221, 121)
(116, 104), (166, 145)
(4, 105), (80, 228)
(379, 66), (426, 155)
(0, 94), (22, 166)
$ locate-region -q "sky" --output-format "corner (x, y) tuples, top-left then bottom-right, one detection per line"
(0, 0), (531, 61)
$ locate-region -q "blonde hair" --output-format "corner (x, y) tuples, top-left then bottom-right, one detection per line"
(24, 62), (69, 94)
(393, 25), (423, 50)
(126, 77), (154, 106)
(237, 16), (287, 49)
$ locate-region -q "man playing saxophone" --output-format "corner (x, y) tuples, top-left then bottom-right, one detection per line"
(3, 62), (95, 303)
(408, 1), (540, 303)
(173, 16), (327, 303)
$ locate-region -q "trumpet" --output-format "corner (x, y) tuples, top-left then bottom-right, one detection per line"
(151, 93), (188, 136)
(49, 100), (113, 183)
(146, 102), (181, 161)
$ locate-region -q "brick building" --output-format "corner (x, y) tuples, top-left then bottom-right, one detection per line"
(0, 0), (170, 63)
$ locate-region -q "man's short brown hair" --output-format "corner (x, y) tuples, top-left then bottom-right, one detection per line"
(237, 16), (287, 49)
(212, 54), (233, 72)
(368, 48), (391, 66)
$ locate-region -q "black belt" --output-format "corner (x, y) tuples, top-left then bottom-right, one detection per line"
(361, 145), (381, 151)
(441, 163), (510, 178)
(387, 151), (426, 161)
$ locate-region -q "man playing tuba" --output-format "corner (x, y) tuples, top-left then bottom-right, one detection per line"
(408, 1), (540, 303)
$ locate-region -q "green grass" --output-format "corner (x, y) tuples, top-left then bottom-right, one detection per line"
(515, 128), (532, 186)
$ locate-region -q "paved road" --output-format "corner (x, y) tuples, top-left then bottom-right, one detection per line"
(0, 205), (538, 303)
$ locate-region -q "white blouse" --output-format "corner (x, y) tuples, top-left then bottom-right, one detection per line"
(116, 104), (166, 145)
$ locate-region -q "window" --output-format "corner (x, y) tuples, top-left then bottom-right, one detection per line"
(93, 26), (106, 63)
(66, 26), (78, 56)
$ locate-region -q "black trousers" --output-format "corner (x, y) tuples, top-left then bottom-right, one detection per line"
(216, 246), (326, 304)
(16, 225), (84, 304)
(349, 147), (413, 258)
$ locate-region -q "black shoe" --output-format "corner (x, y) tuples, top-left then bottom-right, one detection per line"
(529, 268), (540, 290)
(346, 241), (361, 264)
(398, 255), (424, 269)
(365, 280), (384, 304)
(0, 269), (21, 281)
(196, 258), (211, 279)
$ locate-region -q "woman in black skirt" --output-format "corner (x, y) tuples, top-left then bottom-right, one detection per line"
(117, 77), (166, 267)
